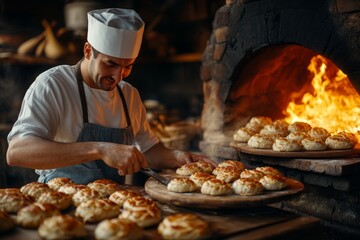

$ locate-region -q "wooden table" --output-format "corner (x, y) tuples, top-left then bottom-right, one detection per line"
(1, 187), (322, 240)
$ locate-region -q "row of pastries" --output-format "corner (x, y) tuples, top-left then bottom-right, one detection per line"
(233, 116), (358, 151)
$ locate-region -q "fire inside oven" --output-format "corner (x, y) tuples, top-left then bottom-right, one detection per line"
(224, 44), (360, 139)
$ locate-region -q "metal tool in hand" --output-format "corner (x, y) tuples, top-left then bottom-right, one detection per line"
(140, 168), (171, 186)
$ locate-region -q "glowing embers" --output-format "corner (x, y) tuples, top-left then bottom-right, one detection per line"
(284, 55), (360, 135)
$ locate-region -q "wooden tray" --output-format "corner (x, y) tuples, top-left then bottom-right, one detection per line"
(231, 142), (360, 158)
(145, 173), (304, 209)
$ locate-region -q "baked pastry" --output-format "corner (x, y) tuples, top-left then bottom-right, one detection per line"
(246, 116), (272, 130)
(0, 188), (21, 194)
(47, 177), (74, 191)
(218, 160), (245, 172)
(232, 178), (264, 196)
(288, 121), (312, 133)
(272, 119), (289, 129)
(259, 175), (288, 190)
(325, 134), (355, 150)
(109, 189), (140, 207)
(123, 196), (157, 211)
(16, 202), (60, 229)
(240, 169), (265, 180)
(286, 132), (310, 141)
(215, 169), (240, 183)
(0, 190), (32, 213)
(72, 188), (103, 207)
(201, 178), (232, 196)
(308, 127), (330, 141)
(247, 134), (274, 149)
(158, 213), (211, 240)
(37, 191), (72, 210)
(301, 137), (327, 151)
(233, 127), (256, 143)
(195, 160), (215, 174)
(95, 218), (144, 240)
(0, 209), (15, 233)
(75, 199), (120, 223)
(167, 178), (198, 193)
(58, 183), (89, 196)
(255, 166), (283, 176)
(176, 162), (202, 176)
(212, 166), (237, 176)
(120, 204), (162, 228)
(20, 182), (53, 200)
(38, 215), (87, 240)
(88, 180), (121, 197)
(190, 172), (215, 188)
(260, 124), (289, 137)
(272, 137), (303, 152)
(337, 132), (358, 144)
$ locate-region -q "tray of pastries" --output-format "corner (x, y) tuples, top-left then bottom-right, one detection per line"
(230, 116), (360, 158)
(145, 160), (304, 209)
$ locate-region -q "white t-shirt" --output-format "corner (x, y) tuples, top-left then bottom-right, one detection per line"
(7, 64), (159, 153)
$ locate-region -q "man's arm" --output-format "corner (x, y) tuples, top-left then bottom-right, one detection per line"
(6, 135), (148, 175)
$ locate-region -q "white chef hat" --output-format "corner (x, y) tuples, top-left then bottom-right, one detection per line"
(87, 8), (145, 59)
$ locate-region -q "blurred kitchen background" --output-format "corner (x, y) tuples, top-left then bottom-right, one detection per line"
(0, 0), (223, 186)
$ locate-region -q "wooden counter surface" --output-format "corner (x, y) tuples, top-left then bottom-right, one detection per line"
(1, 186), (322, 240)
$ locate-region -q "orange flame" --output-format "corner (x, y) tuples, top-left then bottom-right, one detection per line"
(284, 55), (360, 135)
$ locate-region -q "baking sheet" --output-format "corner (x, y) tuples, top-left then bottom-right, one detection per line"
(231, 142), (360, 158)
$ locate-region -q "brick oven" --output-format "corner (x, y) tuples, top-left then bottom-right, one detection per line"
(199, 0), (360, 238)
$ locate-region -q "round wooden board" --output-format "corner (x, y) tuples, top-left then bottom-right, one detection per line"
(145, 173), (304, 209)
(231, 142), (360, 158)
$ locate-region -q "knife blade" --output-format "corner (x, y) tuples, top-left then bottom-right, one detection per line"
(141, 168), (171, 186)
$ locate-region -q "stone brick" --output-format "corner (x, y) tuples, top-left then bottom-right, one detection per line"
(215, 26), (229, 43)
(213, 43), (227, 61)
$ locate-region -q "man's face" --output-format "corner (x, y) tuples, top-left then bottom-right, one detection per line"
(87, 47), (136, 91)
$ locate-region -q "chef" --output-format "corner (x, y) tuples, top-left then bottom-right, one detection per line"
(6, 8), (212, 185)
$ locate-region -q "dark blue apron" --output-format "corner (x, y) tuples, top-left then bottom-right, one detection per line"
(38, 61), (133, 184)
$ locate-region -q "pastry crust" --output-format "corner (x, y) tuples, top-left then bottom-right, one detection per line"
(272, 137), (303, 152)
(217, 160), (245, 172)
(308, 127), (330, 141)
(195, 161), (215, 174)
(232, 178), (264, 196)
(286, 132), (310, 141)
(38, 215), (87, 240)
(200, 179), (232, 196)
(233, 127), (256, 143)
(212, 166), (237, 176)
(247, 134), (274, 149)
(47, 177), (74, 191)
(288, 121), (312, 133)
(109, 190), (140, 207)
(176, 163), (202, 176)
(0, 190), (33, 213)
(0, 210), (15, 233)
(37, 191), (72, 210)
(247, 116), (272, 130)
(16, 202), (60, 229)
(120, 203), (162, 228)
(95, 218), (144, 240)
(240, 169), (265, 180)
(259, 175), (288, 190)
(123, 196), (157, 211)
(325, 134), (355, 150)
(72, 188), (103, 207)
(189, 172), (215, 188)
(215, 169), (240, 183)
(75, 199), (120, 223)
(20, 182), (53, 200)
(167, 178), (198, 193)
(301, 137), (327, 151)
(87, 180), (121, 198)
(260, 124), (289, 137)
(158, 213), (211, 240)
(255, 166), (283, 176)
(58, 184), (89, 196)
